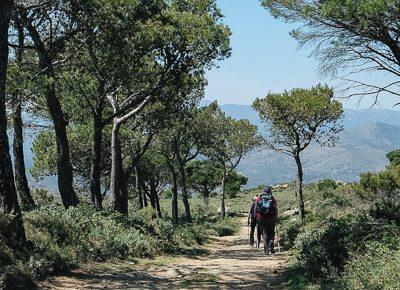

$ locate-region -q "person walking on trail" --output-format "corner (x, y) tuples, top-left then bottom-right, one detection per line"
(247, 196), (257, 246)
(255, 186), (278, 255)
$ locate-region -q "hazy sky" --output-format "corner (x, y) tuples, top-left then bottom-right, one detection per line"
(205, 0), (399, 110)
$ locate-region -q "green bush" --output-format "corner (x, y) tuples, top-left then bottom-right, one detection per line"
(207, 218), (239, 237)
(360, 170), (399, 196)
(281, 219), (302, 249)
(292, 214), (400, 282)
(30, 188), (54, 207)
(24, 204), (163, 263)
(0, 194), (243, 287)
(317, 179), (338, 197)
(343, 242), (400, 290)
(370, 198), (400, 227)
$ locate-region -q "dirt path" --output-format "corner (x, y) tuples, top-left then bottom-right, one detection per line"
(39, 217), (289, 289)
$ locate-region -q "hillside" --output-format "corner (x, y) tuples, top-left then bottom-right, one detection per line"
(219, 105), (400, 187)
(14, 106), (400, 190)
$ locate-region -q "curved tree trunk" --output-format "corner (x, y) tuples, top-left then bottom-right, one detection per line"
(294, 154), (305, 220)
(0, 0), (26, 246)
(24, 18), (78, 208)
(12, 22), (34, 208)
(50, 88), (79, 208)
(12, 98), (34, 208)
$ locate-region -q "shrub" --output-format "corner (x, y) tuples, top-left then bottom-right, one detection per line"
(370, 198), (400, 227)
(1, 197), (239, 286)
(281, 219), (302, 249)
(343, 242), (400, 290)
(208, 218), (239, 237)
(24, 204), (163, 262)
(317, 179), (338, 196)
(292, 214), (400, 282)
(360, 170), (399, 196)
(30, 188), (54, 207)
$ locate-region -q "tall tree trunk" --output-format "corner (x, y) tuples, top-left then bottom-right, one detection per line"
(178, 161), (192, 223)
(155, 192), (162, 219)
(24, 19), (78, 208)
(0, 0), (26, 246)
(171, 170), (179, 224)
(220, 167), (227, 219)
(120, 166), (129, 211)
(90, 104), (104, 208)
(294, 154), (305, 220)
(135, 165), (143, 209)
(12, 21), (34, 208)
(50, 89), (79, 208)
(142, 186), (148, 207)
(149, 179), (157, 209)
(110, 121), (127, 214)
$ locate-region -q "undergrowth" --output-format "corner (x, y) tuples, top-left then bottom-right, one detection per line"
(0, 195), (240, 289)
(279, 178), (400, 289)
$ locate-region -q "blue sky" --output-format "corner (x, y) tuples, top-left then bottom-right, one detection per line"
(205, 0), (399, 110)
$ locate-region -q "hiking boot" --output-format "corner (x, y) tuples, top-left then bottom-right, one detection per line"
(264, 244), (269, 255)
(269, 241), (275, 254)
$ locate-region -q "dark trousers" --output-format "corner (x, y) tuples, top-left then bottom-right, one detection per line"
(257, 217), (276, 250)
(249, 218), (256, 244)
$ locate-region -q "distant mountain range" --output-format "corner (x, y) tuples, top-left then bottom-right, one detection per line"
(218, 104), (400, 187)
(13, 103), (400, 191)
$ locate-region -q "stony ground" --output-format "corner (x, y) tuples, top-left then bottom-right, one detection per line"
(38, 217), (289, 289)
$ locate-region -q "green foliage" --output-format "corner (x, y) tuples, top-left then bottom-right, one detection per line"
(30, 126), (111, 188)
(280, 219), (302, 249)
(225, 171), (248, 198)
(343, 243), (400, 290)
(370, 198), (400, 227)
(206, 218), (240, 237)
(360, 167), (400, 196)
(317, 179), (338, 193)
(261, 0), (400, 104)
(387, 149), (400, 166)
(1, 198), (240, 285)
(253, 85), (343, 152)
(186, 159), (222, 198)
(30, 188), (54, 207)
(282, 170), (400, 288)
(292, 214), (399, 282)
(204, 103), (261, 169)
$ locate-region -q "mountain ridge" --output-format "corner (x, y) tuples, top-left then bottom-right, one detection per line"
(217, 104), (400, 187)
(14, 104), (400, 190)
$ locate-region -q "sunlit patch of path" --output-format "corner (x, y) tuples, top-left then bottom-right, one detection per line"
(39, 217), (288, 289)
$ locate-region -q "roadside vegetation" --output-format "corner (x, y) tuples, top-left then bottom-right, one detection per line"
(277, 151), (400, 289)
(0, 191), (241, 288)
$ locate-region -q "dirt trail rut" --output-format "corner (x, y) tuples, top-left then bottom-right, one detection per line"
(39, 217), (289, 289)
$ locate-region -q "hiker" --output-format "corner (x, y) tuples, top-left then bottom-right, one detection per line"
(247, 196), (257, 246)
(255, 186), (278, 254)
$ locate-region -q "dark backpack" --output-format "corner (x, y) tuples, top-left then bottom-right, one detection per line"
(257, 194), (276, 216)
